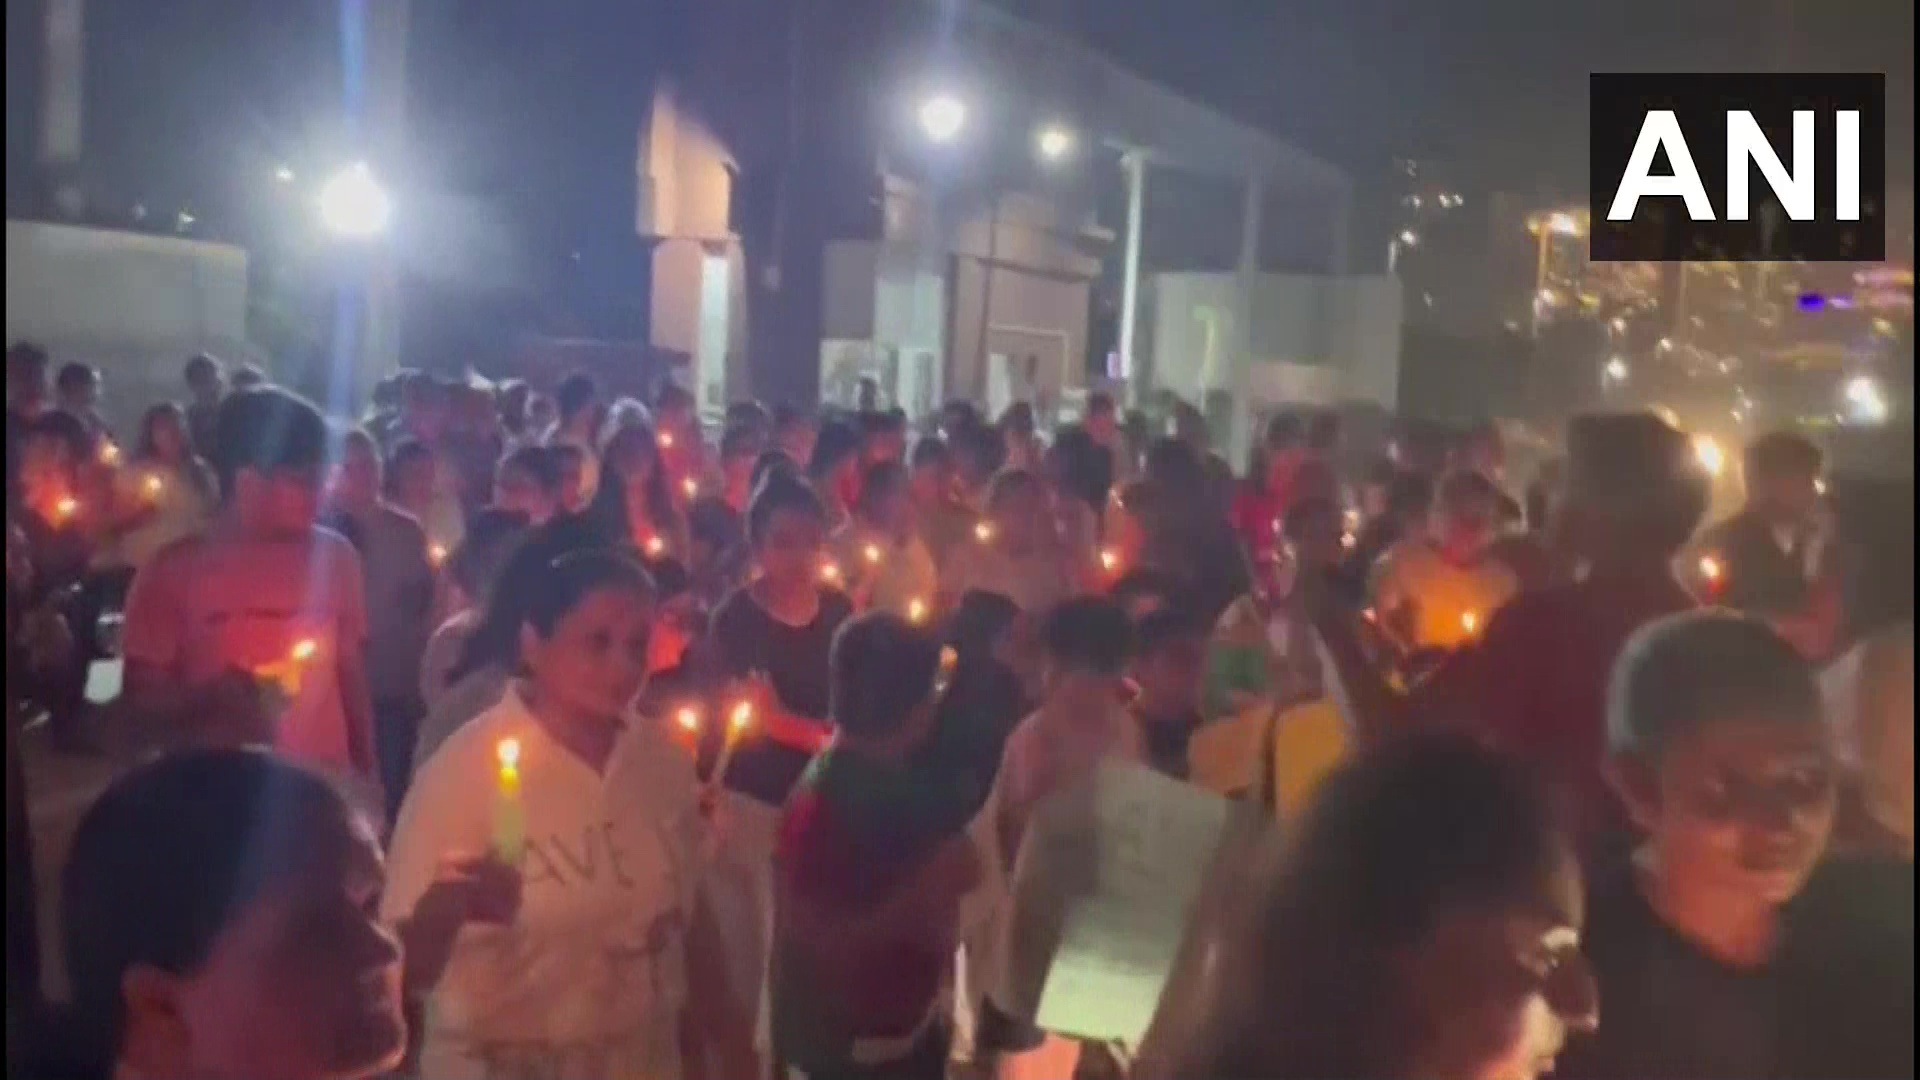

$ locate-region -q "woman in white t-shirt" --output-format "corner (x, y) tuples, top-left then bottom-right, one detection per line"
(383, 550), (752, 1080)
(103, 403), (216, 574)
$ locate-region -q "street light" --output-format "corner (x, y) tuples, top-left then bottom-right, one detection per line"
(318, 163), (392, 239)
(1035, 124), (1074, 162)
(1547, 211), (1582, 236)
(918, 94), (966, 142)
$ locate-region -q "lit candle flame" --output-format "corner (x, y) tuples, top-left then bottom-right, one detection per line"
(143, 474), (165, 498)
(1341, 531), (1357, 550)
(1099, 548), (1120, 573)
(681, 477), (700, 499)
(658, 431), (675, 450)
(675, 706), (701, 735)
(820, 560), (844, 586)
(496, 737), (521, 772)
(53, 496), (79, 521)
(290, 638), (319, 663)
(1460, 611), (1480, 636)
(728, 700), (755, 734)
(863, 543), (883, 565)
(428, 543), (448, 567)
(644, 535), (666, 557)
(99, 442), (121, 466)
(1698, 555), (1723, 583)
(973, 522), (995, 543)
(907, 597), (929, 624)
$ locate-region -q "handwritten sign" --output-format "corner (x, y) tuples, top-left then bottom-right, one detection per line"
(996, 762), (1232, 1045)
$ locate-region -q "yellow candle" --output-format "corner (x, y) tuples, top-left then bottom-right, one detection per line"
(675, 705), (702, 736)
(710, 699), (755, 791)
(53, 496), (79, 522)
(1698, 555), (1724, 583)
(1460, 611), (1481, 638)
(493, 737), (526, 864)
(142, 474), (165, 499)
(907, 597), (929, 624)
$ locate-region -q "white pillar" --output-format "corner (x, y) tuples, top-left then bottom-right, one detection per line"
(1117, 150), (1147, 401)
(1228, 176), (1263, 465)
(39, 0), (83, 213)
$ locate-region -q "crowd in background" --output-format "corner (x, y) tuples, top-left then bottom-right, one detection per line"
(4, 338), (1913, 1080)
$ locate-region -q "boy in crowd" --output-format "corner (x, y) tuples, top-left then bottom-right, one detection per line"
(181, 353), (225, 462)
(773, 613), (982, 1080)
(323, 428), (437, 819)
(907, 436), (976, 569)
(1559, 611), (1913, 1080)
(1693, 432), (1841, 658)
(1129, 610), (1207, 781)
(55, 362), (107, 439)
(121, 387), (379, 789)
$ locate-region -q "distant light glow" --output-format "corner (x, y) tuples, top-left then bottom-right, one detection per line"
(1036, 125), (1074, 162)
(317, 163), (392, 238)
(918, 94), (966, 142)
(1693, 434), (1726, 478)
(1547, 211), (1582, 236)
(1844, 375), (1890, 425)
(1605, 357), (1630, 382)
(274, 165), (295, 183)
(1399, 229), (1419, 246)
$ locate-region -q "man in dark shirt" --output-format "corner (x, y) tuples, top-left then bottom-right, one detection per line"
(772, 613), (981, 1080)
(1695, 432), (1826, 617)
(1557, 612), (1914, 1080)
(182, 353), (226, 464)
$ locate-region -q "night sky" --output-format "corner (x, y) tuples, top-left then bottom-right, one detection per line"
(1046, 0), (1915, 190)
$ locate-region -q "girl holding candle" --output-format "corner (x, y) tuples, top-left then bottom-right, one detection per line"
(589, 422), (689, 570)
(708, 472), (853, 804)
(99, 403), (216, 577)
(385, 549), (752, 1080)
(830, 460), (938, 620)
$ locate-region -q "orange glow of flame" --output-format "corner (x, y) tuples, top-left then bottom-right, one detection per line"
(681, 477), (700, 499)
(863, 543), (883, 565)
(496, 737), (521, 772)
(820, 561), (844, 585)
(658, 431), (675, 450)
(907, 597), (929, 624)
(290, 639), (319, 663)
(973, 522), (995, 543)
(429, 544), (449, 566)
(99, 442), (121, 466)
(675, 706), (701, 734)
(728, 700), (755, 733)
(1460, 611), (1480, 636)
(1698, 555), (1724, 583)
(143, 474), (165, 498)
(644, 535), (666, 557)
(53, 496), (80, 521)
(1099, 548), (1120, 573)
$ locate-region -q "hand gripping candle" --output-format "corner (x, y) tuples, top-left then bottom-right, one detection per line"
(493, 737), (526, 865)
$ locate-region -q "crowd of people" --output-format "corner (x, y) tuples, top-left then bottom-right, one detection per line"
(4, 338), (1913, 1080)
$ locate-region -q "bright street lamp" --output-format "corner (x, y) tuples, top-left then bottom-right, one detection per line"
(317, 163), (392, 239)
(1547, 211), (1583, 236)
(918, 94), (966, 142)
(1035, 124), (1073, 162)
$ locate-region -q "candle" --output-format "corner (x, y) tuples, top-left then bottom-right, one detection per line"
(99, 442), (121, 466)
(933, 646), (959, 697)
(862, 542), (883, 566)
(973, 521), (995, 544)
(681, 477), (700, 499)
(428, 543), (449, 568)
(1098, 548), (1121, 573)
(53, 496), (79, 522)
(1459, 611), (1481, 638)
(675, 705), (702, 736)
(256, 638), (320, 698)
(907, 597), (929, 624)
(819, 560), (844, 586)
(709, 699), (755, 792)
(493, 738), (526, 865)
(644, 535), (667, 558)
(1698, 554), (1724, 584)
(142, 474), (165, 499)
(659, 431), (676, 450)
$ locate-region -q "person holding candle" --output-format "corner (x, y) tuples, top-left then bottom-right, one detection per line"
(807, 419), (862, 531)
(102, 403), (216, 575)
(708, 472), (853, 804)
(15, 409), (111, 752)
(589, 421), (690, 570)
(907, 436), (978, 571)
(1369, 469), (1519, 653)
(831, 460), (938, 620)
(1556, 612), (1913, 1080)
(385, 549), (752, 1080)
(122, 386), (379, 785)
(771, 612), (984, 1080)
(938, 469), (1077, 617)
(28, 749), (407, 1080)
(54, 362), (109, 441)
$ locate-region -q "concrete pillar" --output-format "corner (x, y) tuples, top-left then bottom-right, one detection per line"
(1116, 150), (1148, 403)
(39, 0), (83, 213)
(1227, 175), (1263, 464)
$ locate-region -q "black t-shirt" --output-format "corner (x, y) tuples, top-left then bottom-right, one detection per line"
(708, 585), (853, 804)
(1558, 859), (1914, 1080)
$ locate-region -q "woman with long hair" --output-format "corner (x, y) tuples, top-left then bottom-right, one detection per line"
(589, 421), (689, 567)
